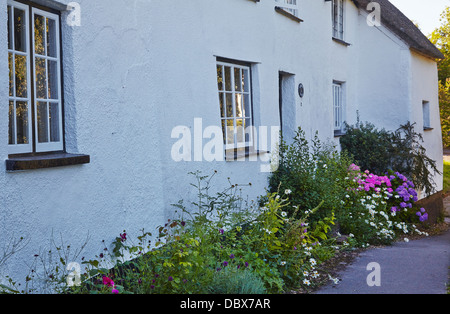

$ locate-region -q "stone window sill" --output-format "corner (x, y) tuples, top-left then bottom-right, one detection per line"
(334, 130), (346, 138)
(225, 148), (269, 161)
(423, 127), (434, 131)
(274, 7), (303, 23)
(6, 152), (90, 171)
(332, 37), (351, 46)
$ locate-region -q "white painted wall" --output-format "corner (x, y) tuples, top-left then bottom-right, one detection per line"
(0, 0), (443, 287)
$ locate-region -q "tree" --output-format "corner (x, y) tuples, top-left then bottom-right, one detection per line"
(429, 7), (450, 148)
(429, 6), (450, 84)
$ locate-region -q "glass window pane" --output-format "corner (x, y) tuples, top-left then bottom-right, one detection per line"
(242, 69), (249, 92)
(244, 118), (252, 142)
(16, 101), (29, 144)
(224, 66), (232, 91)
(234, 68), (242, 92)
(35, 57), (47, 99)
(219, 92), (225, 118)
(14, 8), (27, 52)
(9, 101), (15, 145)
(221, 120), (226, 144)
(37, 101), (49, 143)
(9, 53), (14, 97)
(226, 93), (233, 118)
(47, 60), (59, 99)
(15, 55), (28, 98)
(34, 14), (45, 55)
(236, 119), (244, 143)
(7, 6), (12, 50)
(46, 18), (57, 57)
(243, 94), (251, 118)
(217, 65), (223, 91)
(49, 102), (60, 142)
(235, 94), (243, 117)
(226, 119), (234, 145)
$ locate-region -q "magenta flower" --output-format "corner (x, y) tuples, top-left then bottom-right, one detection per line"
(111, 288), (119, 294)
(102, 276), (115, 287)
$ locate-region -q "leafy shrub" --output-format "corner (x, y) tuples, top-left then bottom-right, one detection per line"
(268, 127), (354, 226)
(207, 267), (266, 294)
(340, 121), (441, 196)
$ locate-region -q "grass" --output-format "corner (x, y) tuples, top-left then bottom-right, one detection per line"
(444, 160), (450, 195)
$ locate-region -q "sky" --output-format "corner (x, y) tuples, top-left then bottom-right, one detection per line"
(389, 0), (450, 36)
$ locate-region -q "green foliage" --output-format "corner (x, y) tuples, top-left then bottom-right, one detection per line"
(439, 80), (450, 148)
(340, 121), (441, 197)
(429, 6), (450, 84)
(268, 128), (354, 226)
(207, 267), (266, 294)
(444, 160), (450, 194)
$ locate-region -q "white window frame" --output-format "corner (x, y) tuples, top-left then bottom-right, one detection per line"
(7, 0), (64, 155)
(32, 7), (63, 153)
(332, 0), (345, 40)
(275, 0), (299, 17)
(422, 101), (431, 129)
(216, 60), (254, 151)
(7, 0), (33, 154)
(333, 82), (345, 131)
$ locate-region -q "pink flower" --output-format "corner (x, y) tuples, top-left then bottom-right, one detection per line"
(103, 276), (115, 287)
(111, 288), (119, 294)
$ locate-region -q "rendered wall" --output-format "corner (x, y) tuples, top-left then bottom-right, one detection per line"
(0, 0), (443, 288)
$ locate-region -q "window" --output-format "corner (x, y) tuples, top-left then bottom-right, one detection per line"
(333, 82), (344, 133)
(332, 0), (344, 40)
(216, 59), (254, 151)
(423, 101), (432, 130)
(7, 0), (63, 155)
(275, 0), (299, 17)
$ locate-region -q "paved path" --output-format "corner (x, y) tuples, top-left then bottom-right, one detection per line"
(315, 228), (450, 294)
(316, 153), (450, 294)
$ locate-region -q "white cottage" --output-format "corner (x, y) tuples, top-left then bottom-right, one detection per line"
(0, 0), (444, 286)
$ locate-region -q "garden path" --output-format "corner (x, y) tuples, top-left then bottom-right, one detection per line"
(315, 196), (450, 294)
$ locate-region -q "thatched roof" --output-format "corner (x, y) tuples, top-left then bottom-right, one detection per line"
(352, 0), (444, 59)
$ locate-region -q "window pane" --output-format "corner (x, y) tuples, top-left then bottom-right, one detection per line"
(9, 101), (15, 145)
(46, 18), (57, 57)
(9, 53), (14, 97)
(15, 55), (28, 98)
(244, 118), (252, 142)
(49, 102), (60, 142)
(35, 57), (47, 99)
(16, 101), (29, 144)
(14, 8), (27, 52)
(7, 6), (12, 50)
(37, 101), (49, 143)
(243, 94), (251, 118)
(236, 119), (244, 143)
(221, 120), (226, 144)
(224, 66), (232, 91)
(226, 93), (233, 118)
(47, 60), (59, 99)
(34, 14), (45, 55)
(226, 119), (234, 145)
(219, 92), (225, 118)
(235, 94), (243, 117)
(217, 65), (223, 91)
(234, 68), (242, 92)
(242, 69), (249, 92)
